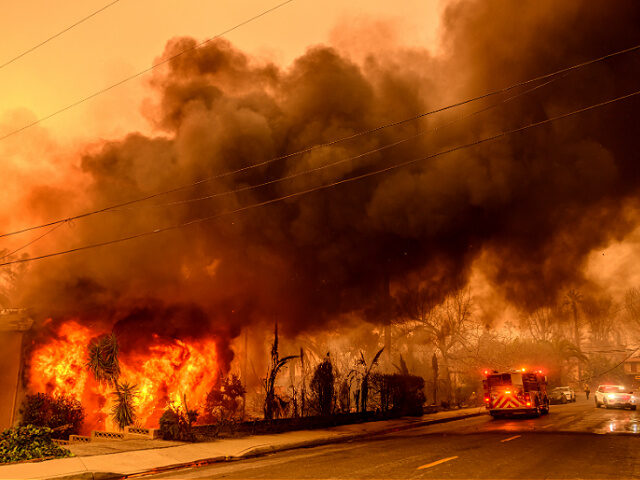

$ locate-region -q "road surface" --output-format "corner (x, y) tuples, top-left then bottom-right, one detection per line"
(146, 396), (640, 479)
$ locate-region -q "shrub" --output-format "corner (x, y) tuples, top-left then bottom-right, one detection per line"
(159, 396), (199, 442)
(375, 374), (426, 416)
(310, 356), (335, 416)
(201, 374), (246, 428)
(0, 425), (71, 464)
(19, 393), (85, 439)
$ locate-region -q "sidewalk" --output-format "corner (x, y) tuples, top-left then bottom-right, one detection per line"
(0, 407), (486, 480)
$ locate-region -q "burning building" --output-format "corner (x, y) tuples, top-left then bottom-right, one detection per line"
(3, 0), (640, 431)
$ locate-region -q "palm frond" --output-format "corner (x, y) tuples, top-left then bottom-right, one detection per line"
(366, 347), (385, 376)
(87, 333), (120, 385)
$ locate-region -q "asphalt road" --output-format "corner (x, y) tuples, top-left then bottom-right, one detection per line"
(146, 396), (640, 479)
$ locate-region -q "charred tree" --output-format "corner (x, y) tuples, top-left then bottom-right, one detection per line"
(263, 322), (298, 420)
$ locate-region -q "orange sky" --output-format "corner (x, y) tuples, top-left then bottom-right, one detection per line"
(0, 0), (444, 144)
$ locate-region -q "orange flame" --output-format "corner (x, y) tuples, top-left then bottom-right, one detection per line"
(28, 321), (92, 399)
(28, 320), (219, 431)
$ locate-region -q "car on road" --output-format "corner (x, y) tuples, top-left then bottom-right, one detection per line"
(549, 386), (576, 404)
(594, 385), (637, 410)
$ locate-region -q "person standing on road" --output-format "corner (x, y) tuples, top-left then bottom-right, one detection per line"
(585, 385), (590, 400)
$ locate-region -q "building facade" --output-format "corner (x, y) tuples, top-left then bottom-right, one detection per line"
(0, 309), (33, 430)
(623, 353), (640, 390)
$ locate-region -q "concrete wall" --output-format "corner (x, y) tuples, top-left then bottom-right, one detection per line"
(0, 331), (23, 430)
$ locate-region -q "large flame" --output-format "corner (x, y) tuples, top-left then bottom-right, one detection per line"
(28, 320), (219, 431)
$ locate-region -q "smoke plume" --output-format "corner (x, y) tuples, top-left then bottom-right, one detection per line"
(7, 0), (640, 368)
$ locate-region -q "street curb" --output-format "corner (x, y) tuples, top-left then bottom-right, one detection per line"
(27, 409), (486, 480)
(233, 410), (488, 460)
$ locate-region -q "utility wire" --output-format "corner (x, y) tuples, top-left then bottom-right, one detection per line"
(0, 69), (560, 256)
(147, 74), (563, 210)
(0, 223), (65, 261)
(0, 0), (295, 144)
(0, 0), (122, 71)
(581, 345), (640, 383)
(2, 86), (639, 268)
(2, 39), (638, 238)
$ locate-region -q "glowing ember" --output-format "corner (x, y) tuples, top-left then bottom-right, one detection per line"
(28, 320), (219, 431)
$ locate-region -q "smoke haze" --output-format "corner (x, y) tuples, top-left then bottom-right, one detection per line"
(4, 0), (640, 371)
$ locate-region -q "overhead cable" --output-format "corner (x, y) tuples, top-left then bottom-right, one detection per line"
(2, 86), (638, 268)
(0, 0), (296, 143)
(4, 38), (640, 237)
(0, 0), (121, 71)
(0, 68), (560, 256)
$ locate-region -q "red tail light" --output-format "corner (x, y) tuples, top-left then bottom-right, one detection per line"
(526, 402), (531, 406)
(524, 393), (531, 402)
(484, 397), (489, 403)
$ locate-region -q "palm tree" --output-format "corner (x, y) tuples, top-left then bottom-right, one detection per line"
(546, 338), (588, 384)
(111, 382), (137, 430)
(356, 347), (384, 413)
(87, 333), (120, 386)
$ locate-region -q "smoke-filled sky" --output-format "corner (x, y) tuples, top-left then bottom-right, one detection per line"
(0, 0), (442, 142)
(3, 0), (640, 370)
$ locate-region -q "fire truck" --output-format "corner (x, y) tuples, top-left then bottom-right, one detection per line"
(482, 369), (550, 418)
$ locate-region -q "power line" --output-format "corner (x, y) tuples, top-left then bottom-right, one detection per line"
(0, 69), (560, 256)
(0, 223), (65, 261)
(0, 0), (122, 71)
(2, 86), (638, 268)
(0, 0), (296, 144)
(581, 345), (640, 383)
(3, 38), (638, 238)
(147, 74), (562, 210)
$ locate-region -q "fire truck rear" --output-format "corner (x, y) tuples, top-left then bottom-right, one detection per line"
(482, 369), (550, 418)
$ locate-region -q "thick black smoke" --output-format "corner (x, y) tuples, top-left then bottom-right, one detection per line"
(16, 0), (640, 359)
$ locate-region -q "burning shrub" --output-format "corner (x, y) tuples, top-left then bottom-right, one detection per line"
(201, 374), (246, 429)
(0, 425), (72, 464)
(310, 355), (335, 416)
(159, 395), (199, 441)
(19, 393), (85, 439)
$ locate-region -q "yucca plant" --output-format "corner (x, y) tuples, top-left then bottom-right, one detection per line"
(87, 333), (120, 386)
(111, 382), (137, 430)
(357, 347), (384, 413)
